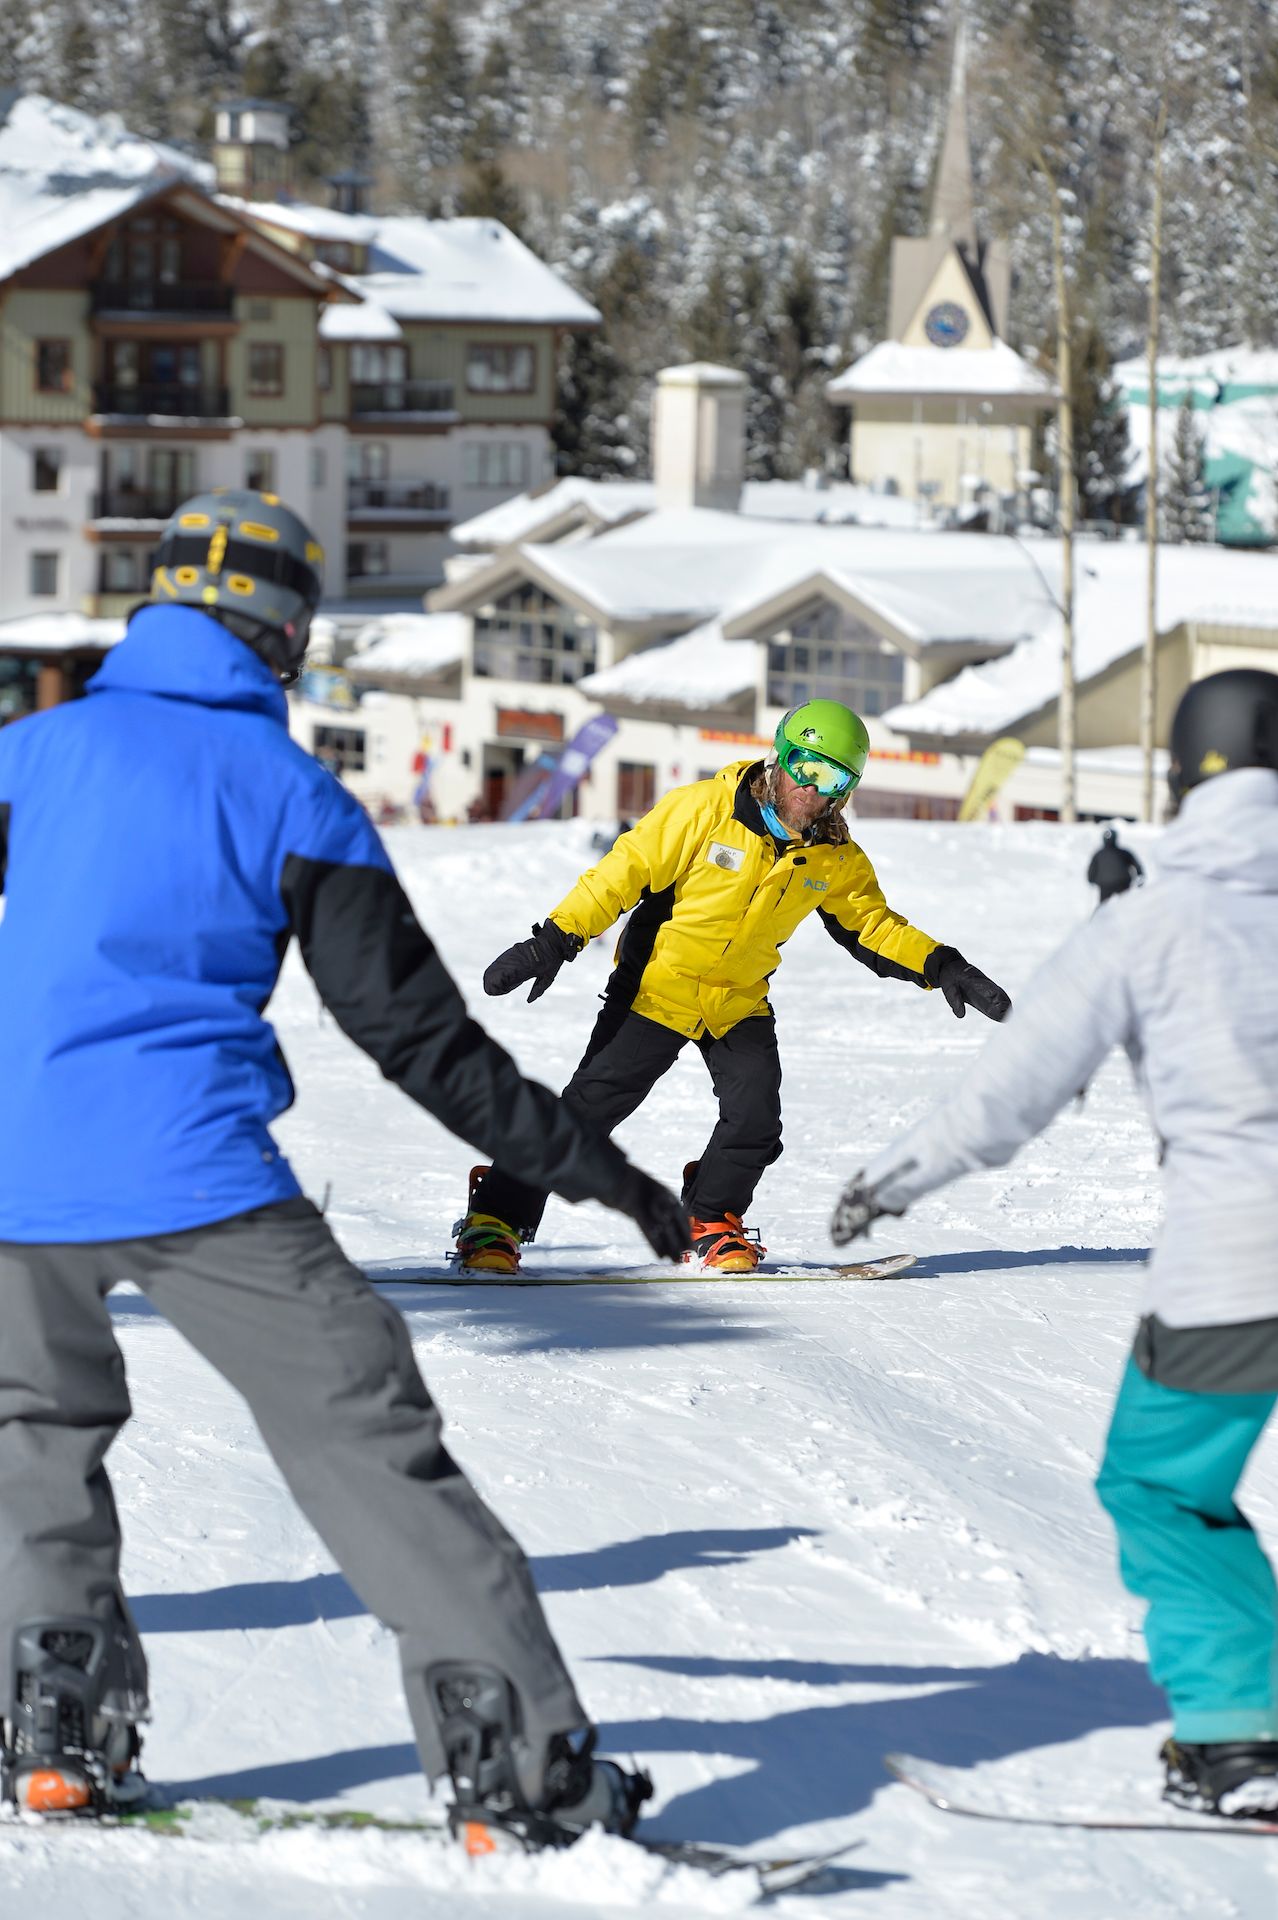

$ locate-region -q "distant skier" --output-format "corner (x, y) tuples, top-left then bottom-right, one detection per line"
(0, 491), (686, 1845)
(832, 667), (1278, 1821)
(1087, 825), (1144, 903)
(457, 699), (1009, 1275)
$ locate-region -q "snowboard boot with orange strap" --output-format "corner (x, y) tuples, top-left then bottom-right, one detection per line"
(451, 1166), (524, 1275)
(2, 1619), (149, 1816)
(679, 1167), (766, 1272)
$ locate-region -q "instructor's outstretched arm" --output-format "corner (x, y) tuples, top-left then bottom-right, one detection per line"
(281, 851), (688, 1259)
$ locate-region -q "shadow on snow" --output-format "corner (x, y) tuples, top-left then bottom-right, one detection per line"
(593, 1648), (1165, 1845)
(130, 1525), (817, 1634)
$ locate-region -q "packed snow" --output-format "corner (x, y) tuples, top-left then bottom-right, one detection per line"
(7, 818), (1278, 1918)
(827, 339), (1057, 401)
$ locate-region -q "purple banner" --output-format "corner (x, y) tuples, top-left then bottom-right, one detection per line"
(530, 712), (618, 820)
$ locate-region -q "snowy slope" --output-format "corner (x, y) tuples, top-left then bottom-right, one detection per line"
(6, 820), (1278, 1919)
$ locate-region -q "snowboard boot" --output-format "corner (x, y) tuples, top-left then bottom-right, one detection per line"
(452, 1167), (523, 1275)
(430, 1662), (652, 1856)
(2, 1618), (150, 1817)
(685, 1213), (766, 1272)
(1161, 1737), (1278, 1818)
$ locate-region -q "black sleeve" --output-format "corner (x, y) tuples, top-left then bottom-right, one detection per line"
(818, 906), (935, 987)
(0, 802), (8, 897)
(280, 854), (632, 1205)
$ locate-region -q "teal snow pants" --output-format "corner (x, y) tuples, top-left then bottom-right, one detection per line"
(1096, 1357), (1278, 1742)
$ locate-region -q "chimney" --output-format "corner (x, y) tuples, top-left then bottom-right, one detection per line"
(329, 169), (373, 217)
(652, 362), (746, 513)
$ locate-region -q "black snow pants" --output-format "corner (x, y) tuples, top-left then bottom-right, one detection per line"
(473, 994), (784, 1238)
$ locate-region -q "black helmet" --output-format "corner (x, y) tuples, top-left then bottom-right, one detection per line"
(1168, 668), (1278, 804)
(150, 489), (324, 683)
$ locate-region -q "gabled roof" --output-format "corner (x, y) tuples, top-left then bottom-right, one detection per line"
(228, 199), (600, 328)
(0, 95), (332, 297)
(0, 92), (211, 285)
(581, 619), (756, 711)
(827, 338), (1058, 403)
(885, 538), (1278, 744)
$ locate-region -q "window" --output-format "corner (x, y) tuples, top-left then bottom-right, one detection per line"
(102, 548), (144, 592)
(244, 449), (276, 493)
(617, 763), (656, 817)
(351, 344), (406, 385)
(312, 724), (366, 775)
(463, 442), (531, 490)
(32, 448), (62, 494)
(317, 345), (332, 393)
(467, 343), (535, 394)
(473, 584), (598, 686)
(248, 300), (274, 323)
(248, 344), (285, 396)
(316, 241), (354, 271)
(347, 540), (390, 578)
(0, 658), (40, 722)
(349, 442), (389, 482)
(36, 341), (73, 394)
(766, 601), (905, 716)
(29, 552), (59, 597)
(310, 448), (327, 489)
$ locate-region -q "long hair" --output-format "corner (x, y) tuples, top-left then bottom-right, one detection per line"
(751, 760), (852, 847)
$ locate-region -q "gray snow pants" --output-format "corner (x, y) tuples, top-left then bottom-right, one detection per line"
(0, 1196), (586, 1780)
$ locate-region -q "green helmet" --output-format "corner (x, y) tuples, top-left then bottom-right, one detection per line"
(774, 699), (870, 796)
(151, 489), (324, 682)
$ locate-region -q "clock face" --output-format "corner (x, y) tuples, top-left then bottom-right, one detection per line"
(924, 301), (970, 348)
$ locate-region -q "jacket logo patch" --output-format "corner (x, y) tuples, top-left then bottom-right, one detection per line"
(706, 841), (745, 872)
(802, 877), (829, 893)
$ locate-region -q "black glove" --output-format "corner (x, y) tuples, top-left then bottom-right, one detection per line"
(612, 1167), (691, 1263)
(926, 946), (1011, 1023)
(483, 920), (581, 1004)
(830, 1171), (904, 1247)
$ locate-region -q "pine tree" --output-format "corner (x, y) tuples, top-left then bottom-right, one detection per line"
(1072, 324), (1133, 526)
(457, 157), (526, 237)
(1162, 392), (1213, 543)
(554, 242), (662, 478)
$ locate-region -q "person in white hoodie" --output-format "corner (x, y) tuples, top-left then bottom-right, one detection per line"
(830, 667), (1278, 1821)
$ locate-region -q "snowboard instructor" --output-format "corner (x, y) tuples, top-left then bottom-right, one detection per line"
(459, 701), (1010, 1274)
(0, 490), (687, 1845)
(833, 667), (1278, 1821)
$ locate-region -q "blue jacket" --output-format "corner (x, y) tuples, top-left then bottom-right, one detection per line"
(0, 604), (628, 1242)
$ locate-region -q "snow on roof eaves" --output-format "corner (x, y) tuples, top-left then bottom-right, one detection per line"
(352, 218), (599, 326)
(886, 540), (1278, 741)
(827, 338), (1059, 401)
(0, 94), (210, 284)
(452, 479), (658, 549)
(580, 620), (756, 709)
(318, 299), (403, 342)
(344, 612), (468, 679)
(0, 611), (126, 654)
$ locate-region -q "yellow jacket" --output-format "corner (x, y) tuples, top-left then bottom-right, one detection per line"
(550, 761), (941, 1040)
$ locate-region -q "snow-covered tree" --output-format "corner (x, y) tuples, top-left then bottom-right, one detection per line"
(1162, 393), (1213, 543)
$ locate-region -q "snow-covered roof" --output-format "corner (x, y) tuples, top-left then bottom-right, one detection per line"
(451, 475), (929, 552)
(222, 196), (379, 246)
(318, 298), (403, 343)
(657, 362), (747, 388)
(343, 613), (468, 680)
(514, 510), (1046, 650)
(357, 218), (598, 327)
(580, 619), (756, 710)
(0, 93), (211, 284)
(0, 611), (126, 655)
(888, 538), (1278, 742)
(827, 339), (1058, 402)
(1113, 344), (1278, 402)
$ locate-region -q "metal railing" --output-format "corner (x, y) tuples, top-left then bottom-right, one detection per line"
(92, 383), (232, 419)
(350, 380), (455, 416)
(90, 488), (187, 521)
(91, 282), (235, 315)
(346, 480), (451, 514)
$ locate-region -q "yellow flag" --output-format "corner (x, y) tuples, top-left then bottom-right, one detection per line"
(958, 737), (1026, 822)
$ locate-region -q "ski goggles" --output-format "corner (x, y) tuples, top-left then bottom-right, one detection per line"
(778, 743), (861, 798)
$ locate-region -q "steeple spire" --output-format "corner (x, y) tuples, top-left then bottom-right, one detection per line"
(929, 7), (978, 249)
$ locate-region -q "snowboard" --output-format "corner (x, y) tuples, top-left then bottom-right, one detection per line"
(885, 1753), (1278, 1836)
(366, 1253), (917, 1287)
(55, 1797), (855, 1897)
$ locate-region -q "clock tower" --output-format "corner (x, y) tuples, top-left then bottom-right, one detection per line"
(827, 11), (1057, 518)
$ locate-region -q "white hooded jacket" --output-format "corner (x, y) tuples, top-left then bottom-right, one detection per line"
(862, 768), (1278, 1329)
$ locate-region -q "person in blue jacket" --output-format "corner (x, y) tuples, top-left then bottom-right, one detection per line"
(0, 490), (686, 1847)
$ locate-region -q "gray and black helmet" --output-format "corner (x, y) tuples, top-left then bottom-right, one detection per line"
(1168, 667), (1278, 804)
(151, 489), (324, 682)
